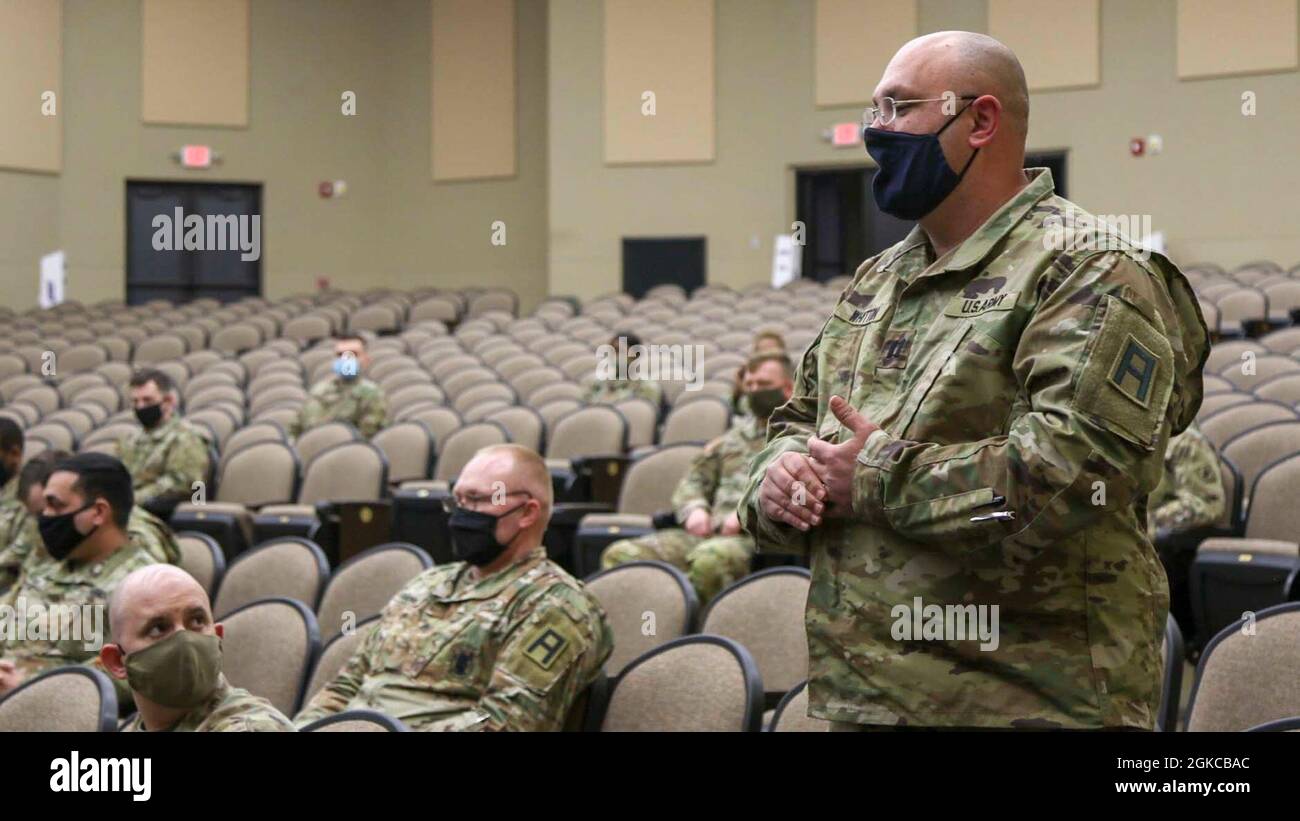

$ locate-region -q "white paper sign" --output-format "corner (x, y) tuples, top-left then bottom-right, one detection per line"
(39, 251), (65, 309)
(772, 235), (801, 288)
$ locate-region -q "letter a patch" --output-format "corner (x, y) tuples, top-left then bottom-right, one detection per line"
(1108, 335), (1159, 407)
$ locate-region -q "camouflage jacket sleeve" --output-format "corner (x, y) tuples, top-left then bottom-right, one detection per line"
(292, 623), (379, 727)
(134, 429), (211, 507)
(1148, 429), (1225, 537)
(671, 440), (723, 522)
(286, 400), (315, 440)
(849, 252), (1207, 553)
(357, 387), (388, 438)
(737, 321), (828, 555)
(423, 586), (612, 732)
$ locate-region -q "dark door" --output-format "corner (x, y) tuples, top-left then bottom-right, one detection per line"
(622, 237), (706, 299)
(796, 167), (910, 282)
(126, 180), (263, 305)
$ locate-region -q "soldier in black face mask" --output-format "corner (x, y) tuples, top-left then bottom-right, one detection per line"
(0, 418), (23, 503)
(294, 444), (613, 732)
(104, 565), (293, 732)
(0, 453), (156, 702)
(118, 369), (212, 520)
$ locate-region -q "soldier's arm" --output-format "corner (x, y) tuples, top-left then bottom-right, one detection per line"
(424, 589), (608, 732)
(1149, 433), (1225, 534)
(133, 433), (210, 511)
(737, 324), (825, 554)
(671, 443), (722, 522)
(849, 252), (1207, 553)
(286, 400), (313, 440)
(292, 622), (379, 727)
(358, 389), (387, 438)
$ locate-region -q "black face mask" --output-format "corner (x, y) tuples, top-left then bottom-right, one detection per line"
(447, 501), (527, 567)
(0, 461), (12, 489)
(863, 102), (978, 221)
(38, 502), (98, 562)
(134, 403), (164, 429)
(746, 387), (787, 420)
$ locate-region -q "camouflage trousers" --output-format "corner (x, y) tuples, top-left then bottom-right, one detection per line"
(599, 528), (754, 604)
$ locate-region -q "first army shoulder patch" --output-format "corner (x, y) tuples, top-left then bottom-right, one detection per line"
(524, 628), (569, 670)
(1108, 335), (1159, 407)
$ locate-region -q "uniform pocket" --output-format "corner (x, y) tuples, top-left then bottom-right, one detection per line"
(882, 486), (1005, 545)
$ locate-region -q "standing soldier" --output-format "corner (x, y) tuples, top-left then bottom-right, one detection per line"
(119, 369), (212, 520)
(740, 32), (1208, 731)
(602, 354), (794, 603)
(289, 335), (388, 439)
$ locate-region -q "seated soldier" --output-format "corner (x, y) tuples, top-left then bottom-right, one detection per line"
(733, 333), (788, 415)
(0, 418), (21, 515)
(118, 369), (212, 520)
(601, 353), (795, 603)
(585, 333), (663, 407)
(1147, 420), (1226, 540)
(294, 444), (612, 731)
(1148, 420), (1227, 639)
(1, 451), (179, 591)
(0, 454), (157, 700)
(104, 565), (294, 732)
(288, 335), (387, 439)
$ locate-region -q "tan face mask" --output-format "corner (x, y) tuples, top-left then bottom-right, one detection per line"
(124, 630), (223, 709)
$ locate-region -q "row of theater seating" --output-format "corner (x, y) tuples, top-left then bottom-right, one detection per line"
(1184, 261), (1300, 338)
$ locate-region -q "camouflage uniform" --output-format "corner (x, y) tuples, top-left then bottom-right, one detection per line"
(0, 476), (24, 596)
(0, 539), (158, 703)
(1146, 422), (1225, 539)
(121, 675), (294, 732)
(117, 416), (212, 514)
(294, 546), (613, 731)
(739, 169), (1209, 729)
(602, 415), (766, 602)
(584, 378), (662, 408)
(288, 377), (387, 439)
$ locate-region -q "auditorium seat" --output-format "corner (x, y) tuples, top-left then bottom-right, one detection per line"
(1185, 602), (1300, 731)
(584, 560), (698, 676)
(220, 597), (321, 716)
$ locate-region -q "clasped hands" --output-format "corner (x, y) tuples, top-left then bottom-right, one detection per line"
(758, 395), (879, 532)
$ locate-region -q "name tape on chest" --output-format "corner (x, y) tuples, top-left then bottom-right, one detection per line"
(944, 290), (1019, 318)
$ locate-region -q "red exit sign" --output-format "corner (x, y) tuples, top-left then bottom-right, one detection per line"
(180, 145), (212, 168)
(831, 122), (861, 147)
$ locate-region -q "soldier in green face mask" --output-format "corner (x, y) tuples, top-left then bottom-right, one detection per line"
(102, 565), (294, 732)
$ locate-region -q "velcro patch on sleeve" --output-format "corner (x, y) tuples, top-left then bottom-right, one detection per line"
(508, 612), (586, 693)
(1075, 293), (1174, 448)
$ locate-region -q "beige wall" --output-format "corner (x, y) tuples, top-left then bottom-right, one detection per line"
(2, 0), (548, 312)
(549, 0), (1300, 301)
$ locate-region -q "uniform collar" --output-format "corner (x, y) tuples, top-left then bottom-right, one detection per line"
(134, 675), (232, 732)
(879, 168), (1056, 277)
(140, 415), (179, 440)
(435, 546), (547, 602)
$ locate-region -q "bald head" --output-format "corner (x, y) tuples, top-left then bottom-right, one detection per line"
(460, 444), (553, 517)
(879, 31), (1029, 146)
(109, 565), (213, 651)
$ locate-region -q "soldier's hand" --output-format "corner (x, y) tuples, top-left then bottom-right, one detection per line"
(684, 508), (712, 537)
(807, 395), (880, 518)
(0, 660), (21, 696)
(759, 451), (826, 531)
(719, 512), (742, 536)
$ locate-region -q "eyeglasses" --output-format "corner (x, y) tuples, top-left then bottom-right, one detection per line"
(441, 491), (532, 515)
(863, 95), (980, 128)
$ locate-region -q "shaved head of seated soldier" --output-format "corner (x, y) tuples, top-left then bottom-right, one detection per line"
(101, 565), (292, 732)
(0, 418), (22, 489)
(751, 331), (787, 355)
(128, 369), (178, 430)
(449, 444), (554, 578)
